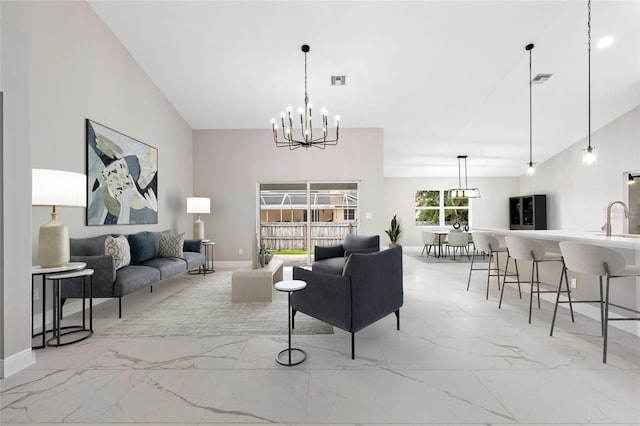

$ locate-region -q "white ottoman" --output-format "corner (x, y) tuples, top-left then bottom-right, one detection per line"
(231, 259), (284, 302)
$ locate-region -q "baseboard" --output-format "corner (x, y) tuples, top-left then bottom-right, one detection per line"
(1, 347), (35, 378)
(214, 260), (251, 268)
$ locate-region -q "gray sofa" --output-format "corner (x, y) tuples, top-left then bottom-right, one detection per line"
(61, 231), (205, 317)
(312, 234), (380, 275)
(292, 245), (403, 359)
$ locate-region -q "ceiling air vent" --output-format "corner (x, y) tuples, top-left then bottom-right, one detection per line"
(331, 75), (346, 86)
(531, 73), (553, 84)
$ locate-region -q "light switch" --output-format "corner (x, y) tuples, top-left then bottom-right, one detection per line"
(365, 212), (372, 219)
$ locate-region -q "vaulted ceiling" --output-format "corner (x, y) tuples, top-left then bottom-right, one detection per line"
(89, 1), (640, 177)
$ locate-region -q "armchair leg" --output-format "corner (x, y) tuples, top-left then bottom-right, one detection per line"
(118, 297), (122, 318)
(395, 310), (400, 330)
(351, 332), (355, 360)
(150, 285), (153, 293)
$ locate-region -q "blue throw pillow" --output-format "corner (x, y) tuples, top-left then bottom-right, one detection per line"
(128, 232), (157, 264)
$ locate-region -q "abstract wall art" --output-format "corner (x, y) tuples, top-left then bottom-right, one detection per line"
(86, 119), (158, 225)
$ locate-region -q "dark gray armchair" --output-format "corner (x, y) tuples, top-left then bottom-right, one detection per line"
(292, 245), (403, 359)
(313, 234), (380, 275)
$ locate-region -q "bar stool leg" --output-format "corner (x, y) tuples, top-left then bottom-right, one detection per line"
(466, 249), (476, 291)
(603, 275), (611, 364)
(514, 258), (522, 298)
(486, 251), (493, 300)
(535, 262), (541, 309)
(562, 261), (575, 323)
(550, 266), (564, 336)
(599, 276), (605, 336)
(528, 260), (535, 323)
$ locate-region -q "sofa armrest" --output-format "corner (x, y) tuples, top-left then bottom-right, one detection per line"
(61, 255), (117, 299)
(314, 244), (344, 261)
(292, 266), (352, 331)
(343, 246), (403, 332)
(183, 239), (203, 253)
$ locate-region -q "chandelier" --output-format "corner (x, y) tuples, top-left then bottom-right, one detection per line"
(271, 44), (340, 150)
(449, 155), (481, 199)
(582, 0), (597, 165)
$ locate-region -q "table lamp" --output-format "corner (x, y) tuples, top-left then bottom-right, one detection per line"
(187, 197), (210, 240)
(32, 169), (86, 267)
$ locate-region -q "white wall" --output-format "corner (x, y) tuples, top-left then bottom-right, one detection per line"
(1, 1), (193, 376)
(518, 106), (640, 232)
(193, 129), (384, 261)
(384, 177), (519, 247)
(1, 0), (34, 375)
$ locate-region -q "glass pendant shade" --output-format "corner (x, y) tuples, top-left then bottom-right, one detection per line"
(526, 163), (536, 176)
(582, 146), (597, 165)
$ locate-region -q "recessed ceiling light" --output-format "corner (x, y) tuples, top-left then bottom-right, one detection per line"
(597, 35), (614, 49)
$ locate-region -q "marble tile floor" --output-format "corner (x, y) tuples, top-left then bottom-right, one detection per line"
(1, 252), (639, 425)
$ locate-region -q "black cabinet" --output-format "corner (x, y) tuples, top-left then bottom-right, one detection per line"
(509, 195), (547, 230)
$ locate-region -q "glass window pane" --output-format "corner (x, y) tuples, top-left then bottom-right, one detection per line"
(416, 209), (440, 226)
(444, 209), (469, 225)
(415, 190), (440, 207)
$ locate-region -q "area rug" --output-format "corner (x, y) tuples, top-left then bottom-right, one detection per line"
(100, 271), (333, 337)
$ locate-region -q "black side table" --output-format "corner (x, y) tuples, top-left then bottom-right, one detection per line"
(45, 268), (94, 347)
(274, 279), (307, 366)
(203, 241), (216, 274)
(31, 262), (86, 349)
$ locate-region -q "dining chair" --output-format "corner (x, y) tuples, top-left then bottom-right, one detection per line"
(552, 242), (640, 363)
(446, 231), (470, 260)
(421, 231), (438, 257)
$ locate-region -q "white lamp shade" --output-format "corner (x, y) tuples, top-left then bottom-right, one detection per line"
(187, 197), (211, 214)
(32, 169), (86, 207)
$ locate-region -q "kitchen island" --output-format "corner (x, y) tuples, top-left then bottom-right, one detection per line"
(475, 228), (639, 338)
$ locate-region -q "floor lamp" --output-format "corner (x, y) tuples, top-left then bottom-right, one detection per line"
(187, 197), (210, 240)
(32, 169), (86, 268)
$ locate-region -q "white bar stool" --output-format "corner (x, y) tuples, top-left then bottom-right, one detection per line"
(467, 233), (518, 300)
(553, 242), (640, 363)
(502, 236), (573, 324)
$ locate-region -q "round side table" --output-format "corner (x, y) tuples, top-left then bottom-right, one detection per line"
(31, 262), (86, 349)
(275, 279), (307, 366)
(45, 268), (94, 347)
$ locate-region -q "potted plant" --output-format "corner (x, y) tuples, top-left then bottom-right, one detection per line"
(264, 246), (273, 264)
(259, 241), (267, 267)
(385, 214), (401, 247)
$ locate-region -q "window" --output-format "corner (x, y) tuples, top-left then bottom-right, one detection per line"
(343, 208), (356, 221)
(416, 190), (470, 227)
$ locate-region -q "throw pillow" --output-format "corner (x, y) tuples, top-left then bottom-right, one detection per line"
(158, 232), (185, 258)
(128, 231), (157, 264)
(104, 235), (131, 270)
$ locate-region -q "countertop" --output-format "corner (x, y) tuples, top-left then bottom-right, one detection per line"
(477, 228), (640, 251)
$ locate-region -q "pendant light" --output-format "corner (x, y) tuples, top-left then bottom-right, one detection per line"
(449, 155), (481, 199)
(582, 0), (597, 165)
(525, 43), (536, 176)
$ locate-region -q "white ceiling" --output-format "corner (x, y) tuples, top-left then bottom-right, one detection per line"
(88, 0), (640, 177)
